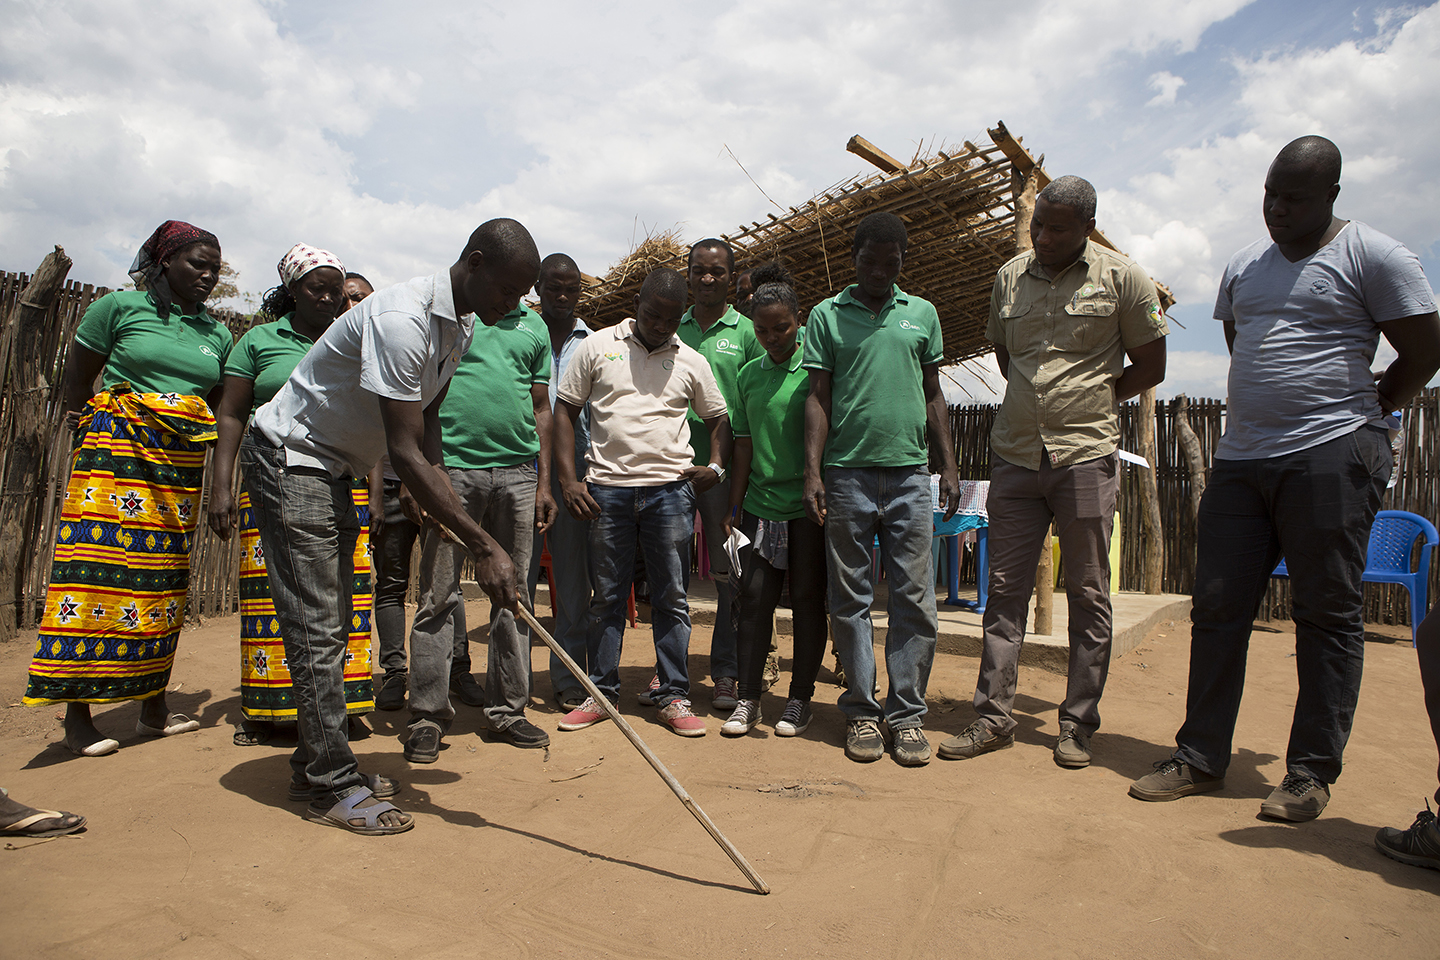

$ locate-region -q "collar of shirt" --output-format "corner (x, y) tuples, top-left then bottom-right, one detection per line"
(622, 318), (680, 352)
(430, 268), (473, 338)
(680, 304), (742, 330)
(559, 317), (590, 352)
(1023, 240), (1096, 283)
(758, 330), (806, 373)
(834, 283), (910, 314)
(273, 313), (313, 345)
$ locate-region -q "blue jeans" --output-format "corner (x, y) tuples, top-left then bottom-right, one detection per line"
(586, 479), (696, 707)
(1175, 425), (1391, 785)
(824, 465), (937, 728)
(240, 431), (365, 805)
(408, 465), (536, 733)
(527, 470), (592, 700)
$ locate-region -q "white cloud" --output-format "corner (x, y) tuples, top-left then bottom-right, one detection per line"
(1145, 71), (1186, 107)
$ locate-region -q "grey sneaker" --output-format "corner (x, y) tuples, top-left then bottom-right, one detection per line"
(720, 699), (761, 737)
(892, 727), (931, 766)
(845, 718), (884, 762)
(774, 698), (812, 737)
(1260, 773), (1330, 822)
(712, 676), (739, 711)
(1375, 803), (1440, 870)
(1128, 758), (1225, 801)
(1053, 720), (1091, 768)
(937, 720), (1014, 760)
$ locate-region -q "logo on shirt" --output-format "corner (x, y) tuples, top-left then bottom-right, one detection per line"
(662, 359), (675, 370)
(199, 345), (218, 358)
(898, 319), (919, 331)
(1310, 278), (1333, 295)
(603, 352), (623, 361)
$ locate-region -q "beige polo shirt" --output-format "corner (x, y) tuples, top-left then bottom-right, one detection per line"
(557, 319), (727, 487)
(987, 240), (1167, 470)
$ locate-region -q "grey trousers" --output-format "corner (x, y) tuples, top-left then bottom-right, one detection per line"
(975, 452), (1120, 736)
(406, 464), (537, 733)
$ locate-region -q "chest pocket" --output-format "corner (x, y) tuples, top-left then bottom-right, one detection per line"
(1057, 293), (1117, 353)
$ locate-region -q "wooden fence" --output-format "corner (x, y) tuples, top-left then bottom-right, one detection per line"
(3, 261), (1437, 631)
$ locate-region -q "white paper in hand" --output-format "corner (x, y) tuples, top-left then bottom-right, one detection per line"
(725, 527), (750, 577)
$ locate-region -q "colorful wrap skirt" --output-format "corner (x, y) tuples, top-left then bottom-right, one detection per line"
(25, 388), (217, 705)
(237, 483), (374, 720)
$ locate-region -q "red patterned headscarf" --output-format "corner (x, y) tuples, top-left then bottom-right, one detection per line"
(128, 220), (220, 316)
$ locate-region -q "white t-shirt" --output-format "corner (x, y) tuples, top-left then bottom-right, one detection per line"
(557, 320), (726, 487)
(252, 270), (474, 477)
(1216, 221), (1435, 460)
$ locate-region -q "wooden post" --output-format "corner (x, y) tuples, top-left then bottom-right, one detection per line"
(1173, 393), (1206, 526)
(1138, 388), (1164, 595)
(0, 247), (73, 640)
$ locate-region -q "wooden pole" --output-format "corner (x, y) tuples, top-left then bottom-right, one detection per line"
(1138, 388), (1164, 594)
(1173, 393), (1206, 526)
(0, 247), (73, 640)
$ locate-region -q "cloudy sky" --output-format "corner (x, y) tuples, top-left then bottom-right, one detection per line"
(2, 0), (1436, 399)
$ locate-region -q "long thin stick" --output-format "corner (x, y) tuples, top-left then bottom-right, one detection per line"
(513, 604), (769, 894)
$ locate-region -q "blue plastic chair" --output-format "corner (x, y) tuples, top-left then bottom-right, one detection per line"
(1272, 509), (1437, 645)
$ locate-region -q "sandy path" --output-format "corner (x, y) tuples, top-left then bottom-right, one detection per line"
(1, 605), (1437, 959)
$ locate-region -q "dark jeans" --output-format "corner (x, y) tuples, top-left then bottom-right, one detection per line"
(239, 431), (364, 805)
(373, 480), (468, 680)
(586, 479), (696, 707)
(734, 512), (828, 701)
(1175, 425), (1391, 785)
(527, 469), (592, 700)
(1416, 603), (1440, 804)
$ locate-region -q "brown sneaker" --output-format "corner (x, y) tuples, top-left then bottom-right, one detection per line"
(1053, 720), (1091, 768)
(937, 720), (1014, 760)
(1128, 758), (1225, 801)
(1260, 773), (1330, 822)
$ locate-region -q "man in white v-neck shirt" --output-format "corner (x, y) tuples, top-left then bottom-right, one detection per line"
(1130, 136), (1440, 822)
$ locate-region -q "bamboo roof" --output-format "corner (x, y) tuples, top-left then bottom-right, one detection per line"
(576, 121), (1174, 363)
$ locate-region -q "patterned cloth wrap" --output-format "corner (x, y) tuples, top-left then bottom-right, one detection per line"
(25, 386), (217, 704)
(237, 484), (374, 720)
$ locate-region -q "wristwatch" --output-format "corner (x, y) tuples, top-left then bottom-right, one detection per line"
(707, 461), (726, 482)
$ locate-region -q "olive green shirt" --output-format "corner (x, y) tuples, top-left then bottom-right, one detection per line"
(678, 305), (763, 465)
(987, 239), (1167, 470)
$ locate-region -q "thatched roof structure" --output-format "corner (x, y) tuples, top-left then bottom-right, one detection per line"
(576, 122), (1173, 363)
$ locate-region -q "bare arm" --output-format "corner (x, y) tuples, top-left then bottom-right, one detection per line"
(923, 362), (960, 520)
(531, 383), (557, 533)
(1114, 337), (1168, 403)
(682, 415), (732, 493)
(1376, 311), (1440, 412)
(206, 375), (254, 539)
(803, 370), (832, 525)
(62, 341), (107, 427)
(554, 399), (598, 520)
(366, 464), (384, 539)
(379, 392), (517, 609)
(1223, 320), (1236, 355)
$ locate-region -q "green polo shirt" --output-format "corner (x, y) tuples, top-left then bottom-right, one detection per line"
(74, 290), (232, 397)
(440, 304), (551, 470)
(732, 333), (808, 521)
(802, 284), (943, 469)
(224, 314), (314, 417)
(678, 305), (763, 465)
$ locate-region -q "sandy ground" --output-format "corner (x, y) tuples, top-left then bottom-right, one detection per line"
(1, 603), (1437, 960)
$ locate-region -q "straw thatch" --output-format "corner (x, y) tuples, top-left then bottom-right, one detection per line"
(577, 122), (1175, 363)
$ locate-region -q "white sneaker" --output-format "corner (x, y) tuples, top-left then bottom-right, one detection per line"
(774, 698), (812, 737)
(720, 699), (761, 737)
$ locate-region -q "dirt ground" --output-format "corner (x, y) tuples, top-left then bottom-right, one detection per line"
(1, 602), (1437, 960)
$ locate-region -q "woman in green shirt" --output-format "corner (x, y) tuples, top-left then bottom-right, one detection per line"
(722, 263), (829, 738)
(24, 221), (229, 757)
(207, 244), (375, 747)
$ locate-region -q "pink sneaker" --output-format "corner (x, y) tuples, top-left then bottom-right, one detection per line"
(558, 697), (610, 731)
(657, 699), (707, 737)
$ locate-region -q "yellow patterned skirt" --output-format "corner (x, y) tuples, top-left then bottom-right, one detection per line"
(25, 388), (216, 705)
(238, 483), (374, 720)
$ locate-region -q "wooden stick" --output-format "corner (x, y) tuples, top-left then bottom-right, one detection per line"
(513, 603), (770, 895)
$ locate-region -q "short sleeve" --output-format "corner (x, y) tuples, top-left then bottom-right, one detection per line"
(1365, 242), (1438, 322)
(224, 330), (260, 381)
(920, 302), (944, 365)
(986, 274), (1006, 345)
(801, 306), (835, 372)
(1118, 262), (1168, 349)
(531, 335), (552, 386)
(690, 360), (728, 419)
(1214, 257), (1238, 324)
(731, 368), (753, 438)
(73, 294), (120, 355)
(556, 338), (594, 406)
(359, 309), (430, 401)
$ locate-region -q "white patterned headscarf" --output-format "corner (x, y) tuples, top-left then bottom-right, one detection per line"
(276, 243), (344, 287)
